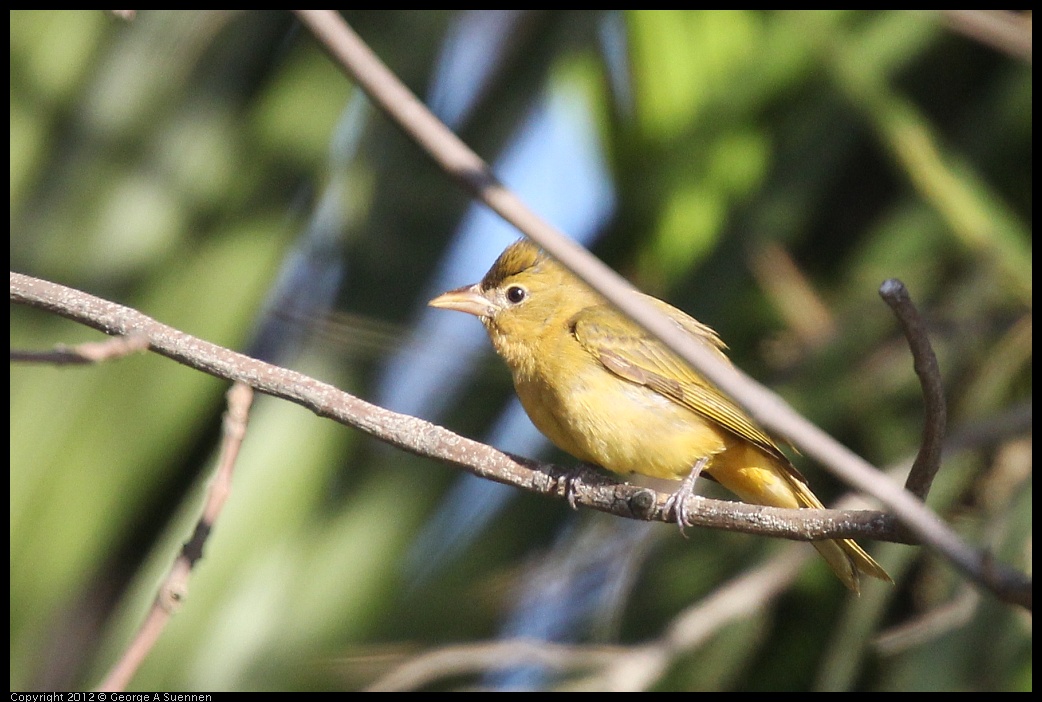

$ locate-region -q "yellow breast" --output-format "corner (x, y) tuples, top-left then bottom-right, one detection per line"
(511, 341), (729, 480)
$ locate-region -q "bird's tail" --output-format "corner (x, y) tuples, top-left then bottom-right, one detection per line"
(708, 444), (892, 594)
(785, 473), (893, 595)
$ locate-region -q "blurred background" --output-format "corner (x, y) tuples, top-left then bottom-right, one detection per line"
(10, 10), (1031, 691)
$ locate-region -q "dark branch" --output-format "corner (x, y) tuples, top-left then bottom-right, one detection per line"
(879, 279), (947, 501)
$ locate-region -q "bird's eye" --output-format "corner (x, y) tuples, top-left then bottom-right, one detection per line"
(505, 285), (527, 304)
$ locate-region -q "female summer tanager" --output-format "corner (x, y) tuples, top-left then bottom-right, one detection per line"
(429, 240), (891, 593)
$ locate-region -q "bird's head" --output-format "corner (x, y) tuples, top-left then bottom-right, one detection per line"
(429, 240), (601, 365)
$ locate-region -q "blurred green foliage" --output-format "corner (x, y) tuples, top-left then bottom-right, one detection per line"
(10, 10), (1031, 691)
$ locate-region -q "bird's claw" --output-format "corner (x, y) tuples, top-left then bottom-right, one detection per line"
(664, 457), (709, 538)
(561, 464), (589, 510)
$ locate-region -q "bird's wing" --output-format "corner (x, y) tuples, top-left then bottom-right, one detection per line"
(570, 297), (794, 469)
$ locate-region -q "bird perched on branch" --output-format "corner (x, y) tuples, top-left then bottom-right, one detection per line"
(430, 239), (891, 593)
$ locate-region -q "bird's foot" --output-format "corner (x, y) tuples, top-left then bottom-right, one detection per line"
(559, 463), (607, 509)
(561, 463), (587, 509)
(663, 457), (709, 538)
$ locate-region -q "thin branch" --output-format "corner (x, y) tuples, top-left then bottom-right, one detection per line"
(10, 331), (149, 364)
(873, 584), (981, 656)
(365, 638), (625, 692)
(879, 279), (947, 501)
(10, 271), (900, 546)
(941, 10), (1033, 65)
(363, 546), (809, 691)
(288, 11), (1031, 610)
(95, 382), (254, 692)
(596, 549), (810, 691)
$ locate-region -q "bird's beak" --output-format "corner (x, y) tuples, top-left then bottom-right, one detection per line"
(428, 284), (495, 318)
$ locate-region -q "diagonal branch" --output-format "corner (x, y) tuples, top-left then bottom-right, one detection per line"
(288, 10), (1031, 610)
(95, 382), (255, 692)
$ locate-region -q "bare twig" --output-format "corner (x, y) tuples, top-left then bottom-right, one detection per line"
(288, 11), (1031, 609)
(365, 638), (625, 692)
(11, 331), (149, 364)
(364, 547), (808, 691)
(873, 584), (981, 656)
(95, 382), (254, 691)
(879, 279), (947, 501)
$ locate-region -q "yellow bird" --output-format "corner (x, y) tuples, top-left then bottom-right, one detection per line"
(429, 239), (891, 593)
